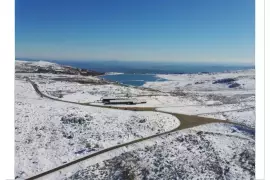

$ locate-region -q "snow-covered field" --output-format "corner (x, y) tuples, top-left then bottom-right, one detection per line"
(18, 68), (255, 128)
(144, 69), (255, 93)
(199, 109), (256, 128)
(15, 60), (255, 179)
(15, 78), (179, 179)
(16, 60), (62, 68)
(41, 123), (254, 180)
(143, 69), (255, 127)
(20, 73), (198, 108)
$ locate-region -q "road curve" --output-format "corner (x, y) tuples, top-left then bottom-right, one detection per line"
(23, 77), (254, 180)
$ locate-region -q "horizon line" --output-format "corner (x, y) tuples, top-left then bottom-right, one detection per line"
(15, 57), (255, 66)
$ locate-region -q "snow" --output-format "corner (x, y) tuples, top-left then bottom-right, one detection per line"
(30, 60), (58, 67)
(14, 61), (255, 179)
(143, 69), (255, 93)
(205, 100), (223, 105)
(21, 73), (197, 107)
(200, 109), (256, 128)
(17, 68), (255, 127)
(21, 72), (100, 82)
(142, 69), (255, 127)
(15, 60), (65, 71)
(157, 102), (254, 116)
(91, 95), (199, 108)
(15, 60), (57, 67)
(156, 69), (255, 81)
(15, 78), (179, 179)
(41, 123), (254, 180)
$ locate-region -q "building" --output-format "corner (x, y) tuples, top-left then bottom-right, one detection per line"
(100, 97), (125, 103)
(101, 97), (146, 105)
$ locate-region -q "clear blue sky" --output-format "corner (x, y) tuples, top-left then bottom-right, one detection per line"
(15, 0), (254, 64)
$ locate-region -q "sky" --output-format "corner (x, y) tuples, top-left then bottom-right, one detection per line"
(15, 0), (255, 64)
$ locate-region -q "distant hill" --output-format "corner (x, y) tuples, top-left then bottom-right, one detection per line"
(15, 60), (104, 76)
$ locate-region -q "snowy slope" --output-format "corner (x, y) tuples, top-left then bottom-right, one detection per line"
(19, 68), (255, 128)
(15, 61), (255, 179)
(15, 60), (104, 76)
(15, 78), (179, 179)
(143, 69), (255, 93)
(143, 69), (255, 127)
(41, 123), (254, 180)
(15, 60), (64, 71)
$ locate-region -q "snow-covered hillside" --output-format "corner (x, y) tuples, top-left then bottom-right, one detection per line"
(15, 78), (179, 179)
(15, 60), (255, 179)
(41, 123), (254, 180)
(15, 60), (104, 76)
(143, 69), (255, 127)
(143, 69), (254, 93)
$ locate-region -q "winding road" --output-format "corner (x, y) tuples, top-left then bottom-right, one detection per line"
(24, 77), (254, 180)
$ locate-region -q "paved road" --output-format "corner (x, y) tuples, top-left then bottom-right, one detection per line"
(24, 77), (254, 180)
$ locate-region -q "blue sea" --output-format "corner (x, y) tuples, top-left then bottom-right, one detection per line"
(101, 74), (167, 86)
(18, 59), (254, 86)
